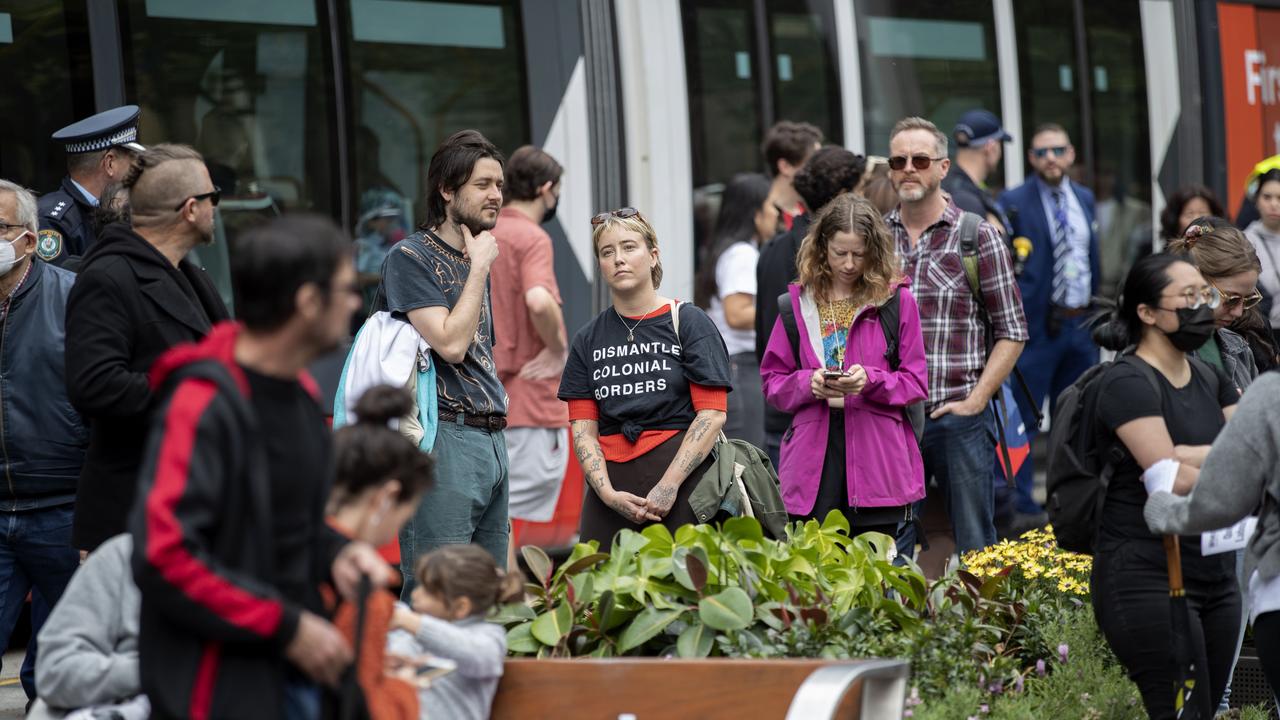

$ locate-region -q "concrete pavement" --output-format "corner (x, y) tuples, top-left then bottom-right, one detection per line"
(0, 649), (25, 718)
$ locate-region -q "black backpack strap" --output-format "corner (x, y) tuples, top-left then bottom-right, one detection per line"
(877, 287), (903, 370)
(777, 292), (801, 367)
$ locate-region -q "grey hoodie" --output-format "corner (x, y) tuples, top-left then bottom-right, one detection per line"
(35, 534), (141, 709)
(1145, 372), (1280, 586)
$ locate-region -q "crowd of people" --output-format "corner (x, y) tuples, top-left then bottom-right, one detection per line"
(3, 93), (1280, 719)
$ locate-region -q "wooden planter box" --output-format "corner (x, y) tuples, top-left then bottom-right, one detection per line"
(491, 657), (909, 720)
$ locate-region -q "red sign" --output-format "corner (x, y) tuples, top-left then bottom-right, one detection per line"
(1219, 2), (1266, 213)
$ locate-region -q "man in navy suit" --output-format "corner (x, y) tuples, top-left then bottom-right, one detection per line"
(997, 123), (1100, 528)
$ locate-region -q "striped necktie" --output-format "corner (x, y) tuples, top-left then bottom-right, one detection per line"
(1051, 189), (1070, 306)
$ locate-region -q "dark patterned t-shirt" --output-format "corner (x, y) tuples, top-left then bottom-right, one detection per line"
(375, 229), (508, 416)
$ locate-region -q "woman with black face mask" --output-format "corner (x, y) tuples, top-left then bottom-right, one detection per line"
(1090, 253), (1242, 719)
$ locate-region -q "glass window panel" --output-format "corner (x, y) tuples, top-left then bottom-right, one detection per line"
(767, 0), (841, 145)
(120, 0), (336, 311)
(0, 1), (94, 196)
(345, 0), (528, 236)
(682, 0), (761, 272)
(683, 0), (761, 192)
(1012, 0), (1083, 148)
(853, 0), (1001, 191)
(1084, 1), (1151, 289)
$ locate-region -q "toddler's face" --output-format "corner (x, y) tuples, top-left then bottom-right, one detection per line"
(411, 585), (451, 620)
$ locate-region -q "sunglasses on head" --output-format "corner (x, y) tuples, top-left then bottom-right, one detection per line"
(1031, 146), (1069, 159)
(591, 207), (641, 225)
(888, 155), (945, 171)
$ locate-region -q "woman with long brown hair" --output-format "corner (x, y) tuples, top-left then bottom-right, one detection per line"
(760, 194), (927, 535)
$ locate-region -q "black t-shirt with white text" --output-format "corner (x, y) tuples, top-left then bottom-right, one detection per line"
(558, 303), (731, 439)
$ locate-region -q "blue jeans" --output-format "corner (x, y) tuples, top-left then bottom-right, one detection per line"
(399, 416), (509, 598)
(0, 504), (80, 699)
(920, 407), (998, 553)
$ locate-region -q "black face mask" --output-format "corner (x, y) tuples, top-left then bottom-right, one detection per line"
(542, 195), (559, 225)
(1165, 304), (1216, 352)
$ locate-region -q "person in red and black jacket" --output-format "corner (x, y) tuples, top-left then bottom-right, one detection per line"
(559, 209), (731, 545)
(129, 215), (388, 720)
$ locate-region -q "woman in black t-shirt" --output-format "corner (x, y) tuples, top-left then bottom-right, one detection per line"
(558, 208), (732, 545)
(1091, 253), (1242, 719)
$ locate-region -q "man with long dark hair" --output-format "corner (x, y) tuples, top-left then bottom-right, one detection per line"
(370, 130), (511, 580)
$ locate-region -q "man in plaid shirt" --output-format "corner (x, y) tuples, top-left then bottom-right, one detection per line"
(885, 117), (1029, 553)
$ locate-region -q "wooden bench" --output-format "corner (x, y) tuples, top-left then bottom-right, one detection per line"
(490, 657), (909, 719)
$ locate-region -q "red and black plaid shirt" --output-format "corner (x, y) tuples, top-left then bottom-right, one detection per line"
(887, 200), (1028, 411)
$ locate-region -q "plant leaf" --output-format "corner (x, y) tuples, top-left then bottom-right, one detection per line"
(506, 622), (540, 654)
(530, 603), (573, 646)
(490, 602), (537, 625)
(521, 545), (554, 587)
(698, 587), (753, 631)
(677, 622), (714, 658)
(722, 516), (764, 544)
(617, 607), (683, 653)
(554, 552), (610, 584)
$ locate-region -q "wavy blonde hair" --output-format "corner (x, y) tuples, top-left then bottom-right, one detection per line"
(796, 193), (901, 305)
(591, 210), (663, 288)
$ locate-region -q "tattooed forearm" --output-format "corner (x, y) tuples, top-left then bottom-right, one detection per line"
(571, 420), (611, 495)
(659, 410), (725, 486)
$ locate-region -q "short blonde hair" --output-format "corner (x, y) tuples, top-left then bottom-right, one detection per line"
(591, 210), (663, 288)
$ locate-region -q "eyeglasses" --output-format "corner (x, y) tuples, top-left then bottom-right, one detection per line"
(591, 207), (641, 225)
(1208, 278), (1263, 310)
(1160, 286), (1221, 310)
(1031, 146), (1069, 159)
(174, 187), (221, 212)
(0, 222), (27, 234)
(888, 155), (946, 171)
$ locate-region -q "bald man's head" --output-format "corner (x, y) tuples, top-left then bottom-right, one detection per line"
(125, 144), (211, 228)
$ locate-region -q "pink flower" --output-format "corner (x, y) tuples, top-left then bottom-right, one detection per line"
(1058, 643), (1070, 663)
(1036, 659), (1047, 677)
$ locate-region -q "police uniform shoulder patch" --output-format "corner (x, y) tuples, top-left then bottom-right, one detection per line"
(36, 229), (63, 261)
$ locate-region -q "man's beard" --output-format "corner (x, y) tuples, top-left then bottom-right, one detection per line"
(896, 182), (928, 203)
(451, 200), (498, 235)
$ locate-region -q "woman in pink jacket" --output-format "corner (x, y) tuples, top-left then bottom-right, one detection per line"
(760, 194), (927, 536)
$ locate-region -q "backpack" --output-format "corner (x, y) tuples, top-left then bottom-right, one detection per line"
(954, 211), (1041, 484)
(670, 300), (789, 538)
(1045, 354), (1218, 554)
(776, 287), (925, 444)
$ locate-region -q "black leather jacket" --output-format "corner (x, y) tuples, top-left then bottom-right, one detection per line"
(0, 259), (87, 509)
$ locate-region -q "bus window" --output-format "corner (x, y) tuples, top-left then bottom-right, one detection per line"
(766, 0), (841, 146)
(343, 0), (527, 240)
(118, 0), (336, 217)
(853, 0), (1001, 186)
(0, 2), (93, 195)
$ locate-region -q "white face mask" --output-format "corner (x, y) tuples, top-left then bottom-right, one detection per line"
(0, 231), (29, 276)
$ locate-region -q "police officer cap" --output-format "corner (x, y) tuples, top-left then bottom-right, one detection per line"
(953, 109), (1012, 148)
(52, 105), (146, 154)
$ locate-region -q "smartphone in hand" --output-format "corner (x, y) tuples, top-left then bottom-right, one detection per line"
(822, 370), (847, 381)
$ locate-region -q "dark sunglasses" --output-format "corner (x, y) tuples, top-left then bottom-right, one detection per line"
(591, 207), (641, 225)
(1031, 146), (1069, 159)
(1208, 278), (1263, 310)
(174, 186), (222, 212)
(888, 155), (945, 171)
